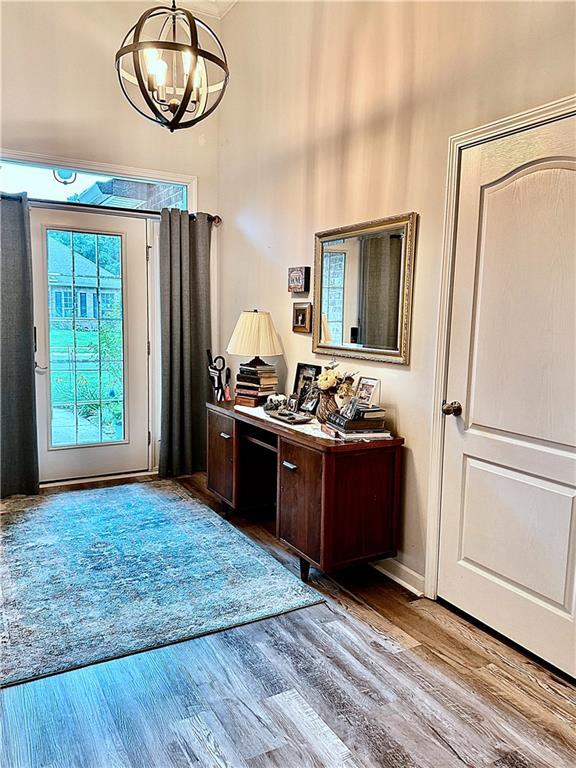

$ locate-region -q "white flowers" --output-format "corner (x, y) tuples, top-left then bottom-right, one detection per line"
(317, 368), (342, 391)
(317, 365), (356, 394)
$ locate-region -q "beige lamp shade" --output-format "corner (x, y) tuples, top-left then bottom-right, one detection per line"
(226, 310), (283, 357)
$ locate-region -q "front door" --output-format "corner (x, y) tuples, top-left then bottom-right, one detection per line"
(438, 113), (576, 675)
(31, 208), (149, 482)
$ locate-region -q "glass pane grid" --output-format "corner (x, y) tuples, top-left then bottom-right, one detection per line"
(47, 229), (125, 447)
(322, 251), (346, 346)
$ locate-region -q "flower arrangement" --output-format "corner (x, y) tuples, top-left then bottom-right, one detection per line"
(317, 365), (355, 396)
(315, 363), (357, 422)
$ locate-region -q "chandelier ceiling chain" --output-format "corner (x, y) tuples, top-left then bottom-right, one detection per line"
(115, 2), (229, 132)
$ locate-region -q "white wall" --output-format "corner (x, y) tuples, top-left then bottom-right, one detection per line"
(0, 1), (220, 210)
(217, 1), (576, 582)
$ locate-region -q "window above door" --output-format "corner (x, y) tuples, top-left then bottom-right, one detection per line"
(0, 159), (187, 212)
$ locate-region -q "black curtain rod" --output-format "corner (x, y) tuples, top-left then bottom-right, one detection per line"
(22, 196), (221, 224)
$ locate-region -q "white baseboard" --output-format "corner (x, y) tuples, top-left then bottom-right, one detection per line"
(371, 558), (425, 597)
(41, 470), (157, 489)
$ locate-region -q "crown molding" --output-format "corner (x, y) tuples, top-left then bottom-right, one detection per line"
(189, 1), (238, 20)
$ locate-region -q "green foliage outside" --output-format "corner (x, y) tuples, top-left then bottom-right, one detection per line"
(50, 321), (124, 430)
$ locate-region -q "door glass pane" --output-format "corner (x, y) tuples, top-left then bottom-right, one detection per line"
(46, 229), (125, 447)
(51, 404), (76, 447)
(101, 402), (124, 442)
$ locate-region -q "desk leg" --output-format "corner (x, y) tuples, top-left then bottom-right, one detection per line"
(220, 502), (230, 519)
(299, 557), (310, 582)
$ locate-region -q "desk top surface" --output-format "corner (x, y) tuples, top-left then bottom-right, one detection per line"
(207, 401), (404, 453)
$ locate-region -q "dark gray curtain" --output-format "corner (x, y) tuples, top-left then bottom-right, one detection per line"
(159, 210), (212, 477)
(1, 193), (39, 497)
(360, 235), (402, 349)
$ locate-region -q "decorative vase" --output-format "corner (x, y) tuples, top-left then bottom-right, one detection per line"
(335, 392), (351, 411)
(316, 391), (339, 423)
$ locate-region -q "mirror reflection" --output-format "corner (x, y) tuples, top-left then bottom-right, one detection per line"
(320, 228), (404, 350)
(313, 213), (417, 364)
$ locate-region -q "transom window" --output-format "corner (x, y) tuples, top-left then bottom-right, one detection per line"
(0, 160), (187, 212)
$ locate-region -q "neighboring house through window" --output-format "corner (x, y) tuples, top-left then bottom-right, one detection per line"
(48, 238), (121, 322)
(78, 291), (87, 318)
(100, 291), (119, 318)
(53, 289), (73, 318)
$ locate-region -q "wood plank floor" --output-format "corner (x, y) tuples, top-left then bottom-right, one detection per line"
(1, 474), (575, 768)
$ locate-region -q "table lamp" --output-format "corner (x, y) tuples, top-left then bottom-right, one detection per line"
(226, 310), (283, 368)
(227, 310), (283, 406)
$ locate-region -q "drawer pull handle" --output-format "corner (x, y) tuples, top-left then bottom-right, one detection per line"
(282, 461), (298, 471)
(220, 432), (232, 440)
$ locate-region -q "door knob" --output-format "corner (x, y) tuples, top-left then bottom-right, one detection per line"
(442, 400), (462, 417)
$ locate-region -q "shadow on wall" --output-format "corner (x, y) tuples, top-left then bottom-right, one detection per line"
(271, 3), (569, 169)
(217, 0), (575, 580)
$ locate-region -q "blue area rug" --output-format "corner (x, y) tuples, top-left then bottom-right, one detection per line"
(0, 480), (322, 687)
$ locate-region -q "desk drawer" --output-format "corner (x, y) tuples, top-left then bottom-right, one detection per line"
(277, 440), (322, 564)
(207, 410), (236, 505)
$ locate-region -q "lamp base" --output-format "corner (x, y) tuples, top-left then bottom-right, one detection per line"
(241, 356), (269, 368)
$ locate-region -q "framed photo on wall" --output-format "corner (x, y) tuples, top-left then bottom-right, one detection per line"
(288, 266), (311, 293)
(292, 302), (312, 333)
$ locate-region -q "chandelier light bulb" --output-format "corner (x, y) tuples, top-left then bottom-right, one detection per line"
(154, 58), (168, 85)
(143, 47), (160, 92)
(192, 64), (201, 102)
(143, 47), (159, 71)
(154, 57), (168, 100)
(182, 50), (193, 77)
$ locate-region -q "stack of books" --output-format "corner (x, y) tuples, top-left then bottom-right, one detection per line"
(321, 406), (392, 440)
(234, 362), (279, 407)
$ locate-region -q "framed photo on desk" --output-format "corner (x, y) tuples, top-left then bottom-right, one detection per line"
(293, 362), (321, 409)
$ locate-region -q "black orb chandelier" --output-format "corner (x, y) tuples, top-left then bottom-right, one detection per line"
(115, 2), (229, 132)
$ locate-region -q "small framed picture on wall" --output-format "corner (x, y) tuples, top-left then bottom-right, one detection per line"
(292, 302), (312, 333)
(288, 266), (311, 293)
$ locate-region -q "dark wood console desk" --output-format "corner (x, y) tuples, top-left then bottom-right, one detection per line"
(206, 402), (404, 580)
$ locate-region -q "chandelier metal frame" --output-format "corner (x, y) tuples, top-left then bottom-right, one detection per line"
(115, 3), (229, 132)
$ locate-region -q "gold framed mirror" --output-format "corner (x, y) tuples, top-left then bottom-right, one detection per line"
(312, 212), (418, 364)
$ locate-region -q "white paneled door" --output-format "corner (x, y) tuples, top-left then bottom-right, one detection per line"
(31, 209), (149, 482)
(438, 113), (576, 675)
